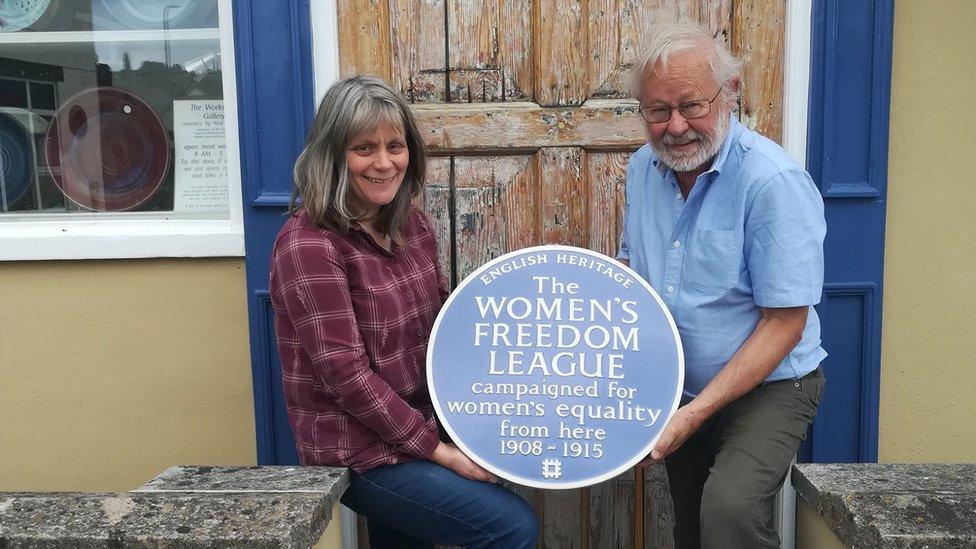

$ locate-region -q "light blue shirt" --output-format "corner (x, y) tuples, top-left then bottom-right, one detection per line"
(618, 118), (827, 396)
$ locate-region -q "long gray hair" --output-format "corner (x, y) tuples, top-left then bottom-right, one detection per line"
(291, 75), (426, 242)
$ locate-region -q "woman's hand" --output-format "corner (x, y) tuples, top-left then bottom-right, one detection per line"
(431, 442), (497, 483)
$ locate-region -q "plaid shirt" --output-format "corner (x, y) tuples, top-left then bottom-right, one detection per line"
(269, 208), (447, 472)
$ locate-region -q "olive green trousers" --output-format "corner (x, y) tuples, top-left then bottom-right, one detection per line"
(665, 367), (825, 549)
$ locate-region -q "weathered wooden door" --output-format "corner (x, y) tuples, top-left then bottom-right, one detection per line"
(336, 1), (786, 547)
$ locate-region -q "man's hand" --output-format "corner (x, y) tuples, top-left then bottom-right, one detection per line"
(431, 442), (497, 483)
(638, 306), (810, 468)
(639, 405), (704, 467)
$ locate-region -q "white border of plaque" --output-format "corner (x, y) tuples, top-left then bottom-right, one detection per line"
(428, 245), (684, 489)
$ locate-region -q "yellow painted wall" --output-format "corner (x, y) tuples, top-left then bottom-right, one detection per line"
(313, 508), (344, 549)
(880, 0), (976, 461)
(795, 499), (846, 549)
(0, 258), (256, 491)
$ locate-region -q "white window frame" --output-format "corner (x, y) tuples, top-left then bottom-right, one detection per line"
(0, 0), (245, 261)
(310, 0), (341, 105)
(775, 5), (813, 549)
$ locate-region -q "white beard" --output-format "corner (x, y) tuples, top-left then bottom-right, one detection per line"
(652, 114), (730, 173)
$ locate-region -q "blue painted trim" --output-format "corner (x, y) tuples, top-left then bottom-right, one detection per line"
(233, 1), (269, 464)
(237, 0), (315, 465)
(823, 283), (880, 462)
(233, 2), (261, 212)
(808, 0), (893, 463)
(810, 0), (893, 202)
(252, 192), (293, 208)
(290, 0), (316, 140)
(251, 291), (277, 463)
(822, 184), (881, 199)
(868, 0), (895, 208)
(863, 0), (893, 463)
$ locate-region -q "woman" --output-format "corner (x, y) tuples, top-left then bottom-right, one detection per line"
(269, 75), (539, 548)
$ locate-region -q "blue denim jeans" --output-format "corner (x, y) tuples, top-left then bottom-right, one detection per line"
(340, 460), (539, 549)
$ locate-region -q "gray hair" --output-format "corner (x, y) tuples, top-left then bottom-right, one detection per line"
(291, 75), (426, 241)
(631, 20), (742, 102)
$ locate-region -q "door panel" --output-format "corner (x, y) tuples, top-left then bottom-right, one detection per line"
(587, 152), (630, 258)
(448, 0), (533, 102)
(732, 0), (786, 141)
(393, 0), (448, 102)
(417, 157), (454, 279)
(454, 154), (538, 281)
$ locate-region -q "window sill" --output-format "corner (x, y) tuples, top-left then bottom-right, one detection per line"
(0, 219), (245, 261)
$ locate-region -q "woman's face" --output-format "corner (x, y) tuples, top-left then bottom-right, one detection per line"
(345, 120), (409, 219)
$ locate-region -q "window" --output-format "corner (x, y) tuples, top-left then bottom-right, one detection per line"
(0, 0), (243, 260)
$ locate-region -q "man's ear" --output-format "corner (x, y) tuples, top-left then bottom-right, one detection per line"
(721, 76), (741, 109)
(727, 76), (741, 96)
(727, 77), (741, 98)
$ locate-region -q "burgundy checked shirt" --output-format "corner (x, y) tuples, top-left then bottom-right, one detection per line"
(269, 208), (448, 472)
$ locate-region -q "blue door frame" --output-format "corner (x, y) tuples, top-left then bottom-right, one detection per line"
(235, 0), (313, 465)
(801, 0), (893, 463)
(236, 0), (894, 466)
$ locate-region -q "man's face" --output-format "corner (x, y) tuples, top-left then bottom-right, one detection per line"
(639, 50), (733, 173)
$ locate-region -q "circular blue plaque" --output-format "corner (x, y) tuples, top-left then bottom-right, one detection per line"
(428, 245), (684, 489)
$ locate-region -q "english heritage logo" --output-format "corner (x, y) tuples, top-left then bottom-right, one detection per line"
(427, 245), (684, 489)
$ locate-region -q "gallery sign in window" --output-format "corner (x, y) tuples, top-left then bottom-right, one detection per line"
(0, 0), (244, 260)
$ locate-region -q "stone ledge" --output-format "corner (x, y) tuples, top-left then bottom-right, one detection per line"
(135, 465), (348, 496)
(0, 492), (330, 548)
(793, 463), (976, 549)
(0, 465), (349, 549)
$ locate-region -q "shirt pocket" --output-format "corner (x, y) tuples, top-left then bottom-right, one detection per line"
(688, 228), (742, 293)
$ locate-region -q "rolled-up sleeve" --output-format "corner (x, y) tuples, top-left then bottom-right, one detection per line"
(272, 235), (440, 459)
(744, 169), (826, 308)
(617, 226), (631, 262)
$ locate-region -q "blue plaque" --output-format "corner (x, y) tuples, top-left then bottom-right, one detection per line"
(428, 245), (684, 489)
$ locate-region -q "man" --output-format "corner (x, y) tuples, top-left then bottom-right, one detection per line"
(617, 22), (827, 548)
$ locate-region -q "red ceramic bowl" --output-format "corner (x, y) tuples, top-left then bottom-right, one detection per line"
(45, 87), (169, 211)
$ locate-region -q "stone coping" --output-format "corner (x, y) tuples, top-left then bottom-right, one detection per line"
(793, 463), (976, 549)
(135, 465), (348, 494)
(0, 465), (349, 548)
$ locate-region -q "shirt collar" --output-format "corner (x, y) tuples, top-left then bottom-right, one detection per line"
(651, 115), (741, 177)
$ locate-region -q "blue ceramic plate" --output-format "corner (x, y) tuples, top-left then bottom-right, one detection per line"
(0, 111), (34, 207)
(97, 0), (217, 30)
(0, 0), (52, 32)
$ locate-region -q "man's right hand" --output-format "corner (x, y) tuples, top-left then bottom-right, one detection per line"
(638, 404), (706, 466)
(431, 442), (497, 483)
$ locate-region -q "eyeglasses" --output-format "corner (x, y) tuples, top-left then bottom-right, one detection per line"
(638, 87), (723, 123)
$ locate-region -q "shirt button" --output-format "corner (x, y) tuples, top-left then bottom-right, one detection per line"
(666, 285), (675, 293)
(673, 240), (681, 248)
(406, 291), (414, 299)
(676, 193), (683, 200)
